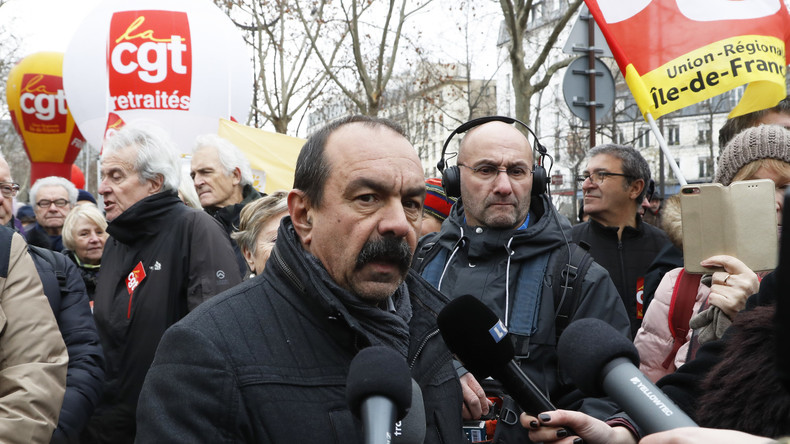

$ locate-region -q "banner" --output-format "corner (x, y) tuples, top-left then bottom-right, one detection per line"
(217, 119), (305, 194)
(584, 0), (790, 118)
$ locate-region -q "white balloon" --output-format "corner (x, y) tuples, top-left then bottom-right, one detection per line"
(63, 0), (252, 155)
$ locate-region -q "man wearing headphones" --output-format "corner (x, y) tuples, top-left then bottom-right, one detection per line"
(412, 118), (630, 442)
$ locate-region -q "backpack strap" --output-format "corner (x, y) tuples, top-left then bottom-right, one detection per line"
(0, 227), (13, 278)
(662, 269), (702, 369)
(553, 241), (594, 343)
(29, 246), (69, 291)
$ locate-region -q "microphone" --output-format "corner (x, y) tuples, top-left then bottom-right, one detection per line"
(391, 379), (427, 443)
(437, 295), (558, 415)
(346, 346), (412, 444)
(557, 318), (698, 435)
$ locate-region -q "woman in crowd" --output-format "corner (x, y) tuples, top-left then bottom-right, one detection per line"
(62, 204), (108, 303)
(231, 191), (288, 277)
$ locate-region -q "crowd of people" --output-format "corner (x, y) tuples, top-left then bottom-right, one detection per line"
(0, 99), (788, 443)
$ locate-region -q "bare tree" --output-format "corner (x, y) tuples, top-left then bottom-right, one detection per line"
(499, 0), (583, 125)
(295, 0), (432, 117)
(216, 1), (332, 134)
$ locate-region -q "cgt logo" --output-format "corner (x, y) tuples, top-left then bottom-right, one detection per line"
(19, 73), (68, 133)
(108, 10), (192, 111)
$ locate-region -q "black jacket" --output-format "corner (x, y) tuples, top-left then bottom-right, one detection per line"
(413, 195), (631, 420)
(205, 184), (262, 277)
(89, 192), (241, 443)
(29, 246), (104, 444)
(572, 217), (672, 336)
(136, 218), (466, 443)
(63, 249), (100, 303)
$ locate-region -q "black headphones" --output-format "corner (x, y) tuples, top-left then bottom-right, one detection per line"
(436, 116), (548, 199)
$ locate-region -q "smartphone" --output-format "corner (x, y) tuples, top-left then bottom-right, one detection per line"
(680, 179), (778, 273)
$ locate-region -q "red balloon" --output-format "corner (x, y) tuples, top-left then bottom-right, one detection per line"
(70, 164), (85, 189)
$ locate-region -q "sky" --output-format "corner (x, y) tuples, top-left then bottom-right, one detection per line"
(1, 0), (104, 54)
(0, 0), (502, 76)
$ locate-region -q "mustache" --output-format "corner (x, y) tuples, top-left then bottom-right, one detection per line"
(355, 236), (413, 273)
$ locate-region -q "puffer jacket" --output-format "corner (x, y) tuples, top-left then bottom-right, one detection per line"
(136, 218), (466, 443)
(633, 267), (710, 382)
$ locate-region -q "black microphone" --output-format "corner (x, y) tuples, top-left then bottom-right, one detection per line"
(391, 379), (426, 443)
(437, 295), (558, 415)
(557, 318), (698, 435)
(347, 346), (412, 444)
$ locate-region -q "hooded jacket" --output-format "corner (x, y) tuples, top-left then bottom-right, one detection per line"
(413, 194), (631, 419)
(136, 218), (465, 443)
(89, 191), (241, 443)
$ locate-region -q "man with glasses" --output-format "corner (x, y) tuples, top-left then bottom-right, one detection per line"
(413, 120), (630, 441)
(27, 176), (78, 252)
(572, 144), (672, 337)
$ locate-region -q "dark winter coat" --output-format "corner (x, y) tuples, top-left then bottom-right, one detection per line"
(88, 191), (241, 444)
(205, 184), (262, 277)
(135, 218), (466, 443)
(571, 217), (672, 336)
(28, 246), (104, 444)
(413, 194), (631, 420)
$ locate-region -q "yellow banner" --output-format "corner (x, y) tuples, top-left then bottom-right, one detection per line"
(626, 35), (787, 119)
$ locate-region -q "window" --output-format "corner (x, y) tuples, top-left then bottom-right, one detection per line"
(638, 128), (650, 148)
(697, 125), (712, 145)
(666, 125), (680, 146)
(698, 156), (713, 178)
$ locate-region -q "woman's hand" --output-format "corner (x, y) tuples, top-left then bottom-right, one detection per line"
(700, 255), (759, 318)
(520, 410), (637, 444)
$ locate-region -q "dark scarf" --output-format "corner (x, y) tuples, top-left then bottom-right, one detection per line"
(279, 219), (412, 358)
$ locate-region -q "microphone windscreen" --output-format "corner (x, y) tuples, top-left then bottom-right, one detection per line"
(392, 379), (427, 443)
(557, 318), (640, 397)
(346, 346), (412, 421)
(437, 294), (514, 378)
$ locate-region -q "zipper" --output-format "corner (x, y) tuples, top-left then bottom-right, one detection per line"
(410, 328), (441, 368)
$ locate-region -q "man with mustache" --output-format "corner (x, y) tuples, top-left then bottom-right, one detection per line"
(412, 119), (630, 442)
(571, 145), (672, 337)
(135, 115), (465, 443)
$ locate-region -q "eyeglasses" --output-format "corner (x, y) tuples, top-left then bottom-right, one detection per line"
(36, 199), (70, 209)
(576, 171), (634, 185)
(458, 163), (533, 181)
(0, 182), (19, 198)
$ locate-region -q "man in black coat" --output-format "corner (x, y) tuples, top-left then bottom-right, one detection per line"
(85, 125), (241, 444)
(135, 115), (466, 443)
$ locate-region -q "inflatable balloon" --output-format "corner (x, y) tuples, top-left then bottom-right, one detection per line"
(70, 164), (85, 189)
(63, 0), (253, 155)
(5, 51), (86, 185)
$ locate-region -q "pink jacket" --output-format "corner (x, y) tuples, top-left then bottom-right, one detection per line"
(633, 267), (709, 383)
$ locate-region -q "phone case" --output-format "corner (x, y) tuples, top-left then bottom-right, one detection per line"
(680, 179), (778, 273)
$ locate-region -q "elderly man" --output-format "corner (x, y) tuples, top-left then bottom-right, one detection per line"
(572, 144), (672, 336)
(412, 118), (630, 440)
(136, 115), (464, 443)
(86, 126), (241, 444)
(26, 176), (78, 251)
(191, 134), (261, 275)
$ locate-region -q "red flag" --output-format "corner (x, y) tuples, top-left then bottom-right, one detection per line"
(584, 0), (790, 118)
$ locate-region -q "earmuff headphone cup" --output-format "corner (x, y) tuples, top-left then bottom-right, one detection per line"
(441, 166), (461, 199)
(531, 164), (548, 197)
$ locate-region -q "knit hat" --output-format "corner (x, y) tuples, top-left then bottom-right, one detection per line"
(715, 124), (790, 185)
(424, 178), (455, 221)
(77, 189), (97, 205)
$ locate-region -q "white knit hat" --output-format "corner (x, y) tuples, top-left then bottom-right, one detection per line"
(714, 124), (790, 185)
